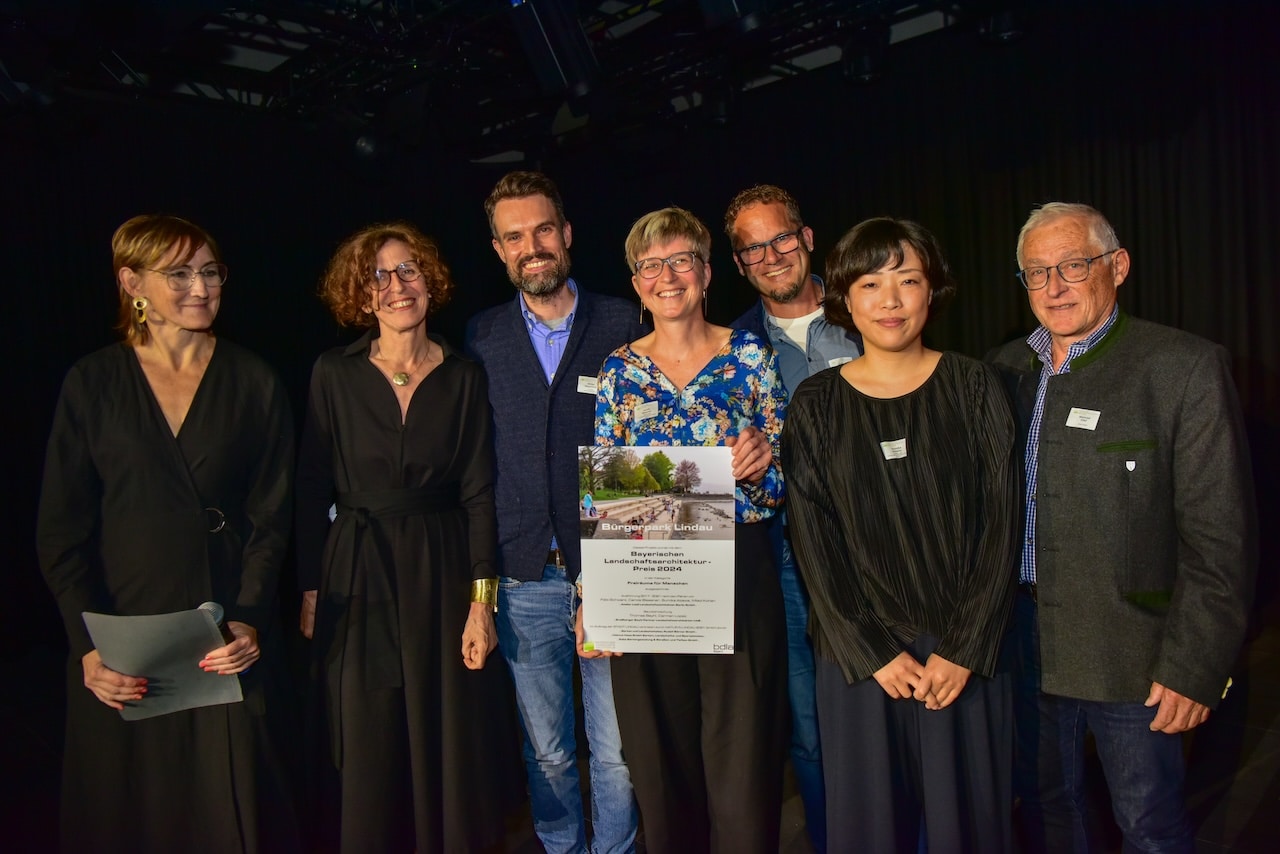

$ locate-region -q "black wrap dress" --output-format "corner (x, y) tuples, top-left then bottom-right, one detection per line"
(36, 340), (300, 853)
(296, 331), (520, 853)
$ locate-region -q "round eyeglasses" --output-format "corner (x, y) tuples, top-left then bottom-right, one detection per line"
(634, 251), (703, 279)
(371, 262), (423, 290)
(147, 264), (228, 291)
(1017, 250), (1118, 290)
(734, 230), (802, 266)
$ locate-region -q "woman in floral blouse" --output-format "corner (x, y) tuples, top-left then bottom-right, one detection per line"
(579, 206), (789, 854)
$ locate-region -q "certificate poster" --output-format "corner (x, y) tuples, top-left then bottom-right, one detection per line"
(578, 445), (735, 654)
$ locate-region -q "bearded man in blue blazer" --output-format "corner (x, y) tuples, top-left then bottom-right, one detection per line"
(466, 171), (642, 854)
(989, 202), (1256, 854)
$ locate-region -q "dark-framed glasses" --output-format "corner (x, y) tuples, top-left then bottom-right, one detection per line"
(148, 264), (228, 291)
(371, 262), (423, 290)
(1017, 249), (1119, 290)
(635, 251), (703, 279)
(734, 230), (803, 266)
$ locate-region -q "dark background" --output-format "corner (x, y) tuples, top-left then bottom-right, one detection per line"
(2, 0), (1277, 826)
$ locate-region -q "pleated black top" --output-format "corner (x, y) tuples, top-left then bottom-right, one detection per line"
(782, 352), (1019, 683)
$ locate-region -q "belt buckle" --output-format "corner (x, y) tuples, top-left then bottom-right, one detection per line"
(548, 548), (564, 568)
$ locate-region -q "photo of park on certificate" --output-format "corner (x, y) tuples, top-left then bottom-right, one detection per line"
(577, 444), (735, 654)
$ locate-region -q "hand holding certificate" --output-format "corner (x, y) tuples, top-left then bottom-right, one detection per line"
(578, 446), (736, 654)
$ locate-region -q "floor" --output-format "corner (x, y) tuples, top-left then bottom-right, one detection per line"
(5, 601), (1277, 853)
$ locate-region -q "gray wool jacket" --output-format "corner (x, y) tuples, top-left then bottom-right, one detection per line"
(989, 312), (1256, 708)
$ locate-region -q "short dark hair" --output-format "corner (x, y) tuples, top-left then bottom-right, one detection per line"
(484, 171), (566, 237)
(319, 221), (453, 328)
(723, 184), (803, 240)
(822, 217), (957, 332)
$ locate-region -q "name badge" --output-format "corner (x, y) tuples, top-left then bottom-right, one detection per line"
(1066, 407), (1101, 431)
(577, 376), (598, 395)
(880, 438), (907, 460)
(635, 401), (660, 422)
(828, 356), (853, 367)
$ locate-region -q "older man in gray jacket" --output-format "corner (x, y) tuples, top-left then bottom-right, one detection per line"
(989, 202), (1256, 854)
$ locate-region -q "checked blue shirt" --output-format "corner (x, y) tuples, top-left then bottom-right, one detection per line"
(1021, 305), (1119, 584)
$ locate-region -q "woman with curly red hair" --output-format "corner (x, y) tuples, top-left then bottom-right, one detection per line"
(296, 221), (519, 852)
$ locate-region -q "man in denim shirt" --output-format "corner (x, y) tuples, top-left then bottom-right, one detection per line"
(725, 185), (862, 853)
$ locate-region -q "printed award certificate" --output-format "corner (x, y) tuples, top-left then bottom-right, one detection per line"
(578, 445), (736, 654)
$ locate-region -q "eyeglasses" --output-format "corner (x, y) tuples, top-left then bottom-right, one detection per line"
(147, 264), (228, 291)
(1017, 250), (1119, 290)
(734, 230), (803, 266)
(371, 262), (423, 290)
(634, 251), (703, 279)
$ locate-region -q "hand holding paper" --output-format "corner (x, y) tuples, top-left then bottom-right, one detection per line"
(81, 648), (147, 710)
(82, 607), (245, 720)
(199, 620), (260, 675)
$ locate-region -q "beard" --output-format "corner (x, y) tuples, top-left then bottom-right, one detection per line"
(755, 273), (807, 304)
(509, 252), (571, 296)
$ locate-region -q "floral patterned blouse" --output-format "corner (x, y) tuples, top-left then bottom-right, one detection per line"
(594, 328), (787, 524)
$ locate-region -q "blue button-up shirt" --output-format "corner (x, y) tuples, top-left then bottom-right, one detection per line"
(521, 279), (578, 553)
(758, 279), (862, 397)
(520, 278), (578, 384)
(1021, 305), (1120, 584)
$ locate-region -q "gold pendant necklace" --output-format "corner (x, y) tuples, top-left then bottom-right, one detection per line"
(392, 372), (410, 386)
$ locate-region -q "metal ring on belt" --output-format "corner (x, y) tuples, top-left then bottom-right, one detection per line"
(205, 507), (226, 533)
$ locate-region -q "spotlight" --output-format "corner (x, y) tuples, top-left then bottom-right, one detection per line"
(842, 22), (888, 84)
(354, 134), (379, 159)
(979, 11), (1024, 44)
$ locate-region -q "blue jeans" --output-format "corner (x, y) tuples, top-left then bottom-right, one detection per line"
(1012, 590), (1077, 854)
(1012, 591), (1193, 854)
(1055, 696), (1193, 853)
(778, 526), (826, 852)
(497, 564), (637, 854)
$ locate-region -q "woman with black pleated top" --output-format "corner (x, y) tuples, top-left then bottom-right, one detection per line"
(782, 217), (1019, 854)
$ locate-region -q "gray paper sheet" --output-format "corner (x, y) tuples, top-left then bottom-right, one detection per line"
(82, 609), (244, 721)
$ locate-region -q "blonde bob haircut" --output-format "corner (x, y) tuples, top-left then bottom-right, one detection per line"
(319, 221), (454, 328)
(112, 214), (222, 346)
(623, 206), (712, 271)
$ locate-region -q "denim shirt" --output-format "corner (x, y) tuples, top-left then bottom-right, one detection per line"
(732, 276), (863, 399)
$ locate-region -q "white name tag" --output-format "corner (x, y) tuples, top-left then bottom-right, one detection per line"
(828, 356), (853, 367)
(634, 401), (660, 422)
(577, 376), (598, 395)
(1066, 407), (1101, 430)
(880, 438), (907, 460)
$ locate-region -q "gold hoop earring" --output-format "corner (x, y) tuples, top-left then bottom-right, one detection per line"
(133, 297), (149, 325)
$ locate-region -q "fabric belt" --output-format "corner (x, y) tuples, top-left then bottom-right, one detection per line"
(325, 483), (461, 767)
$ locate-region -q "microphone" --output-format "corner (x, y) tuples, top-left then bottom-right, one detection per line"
(197, 601), (236, 644)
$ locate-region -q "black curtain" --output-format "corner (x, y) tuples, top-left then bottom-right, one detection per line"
(5, 0), (1277, 651)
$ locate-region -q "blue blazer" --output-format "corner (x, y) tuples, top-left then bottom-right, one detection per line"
(465, 288), (644, 582)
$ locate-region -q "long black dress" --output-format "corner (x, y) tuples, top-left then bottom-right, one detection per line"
(783, 353), (1019, 854)
(295, 331), (520, 853)
(36, 340), (300, 853)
